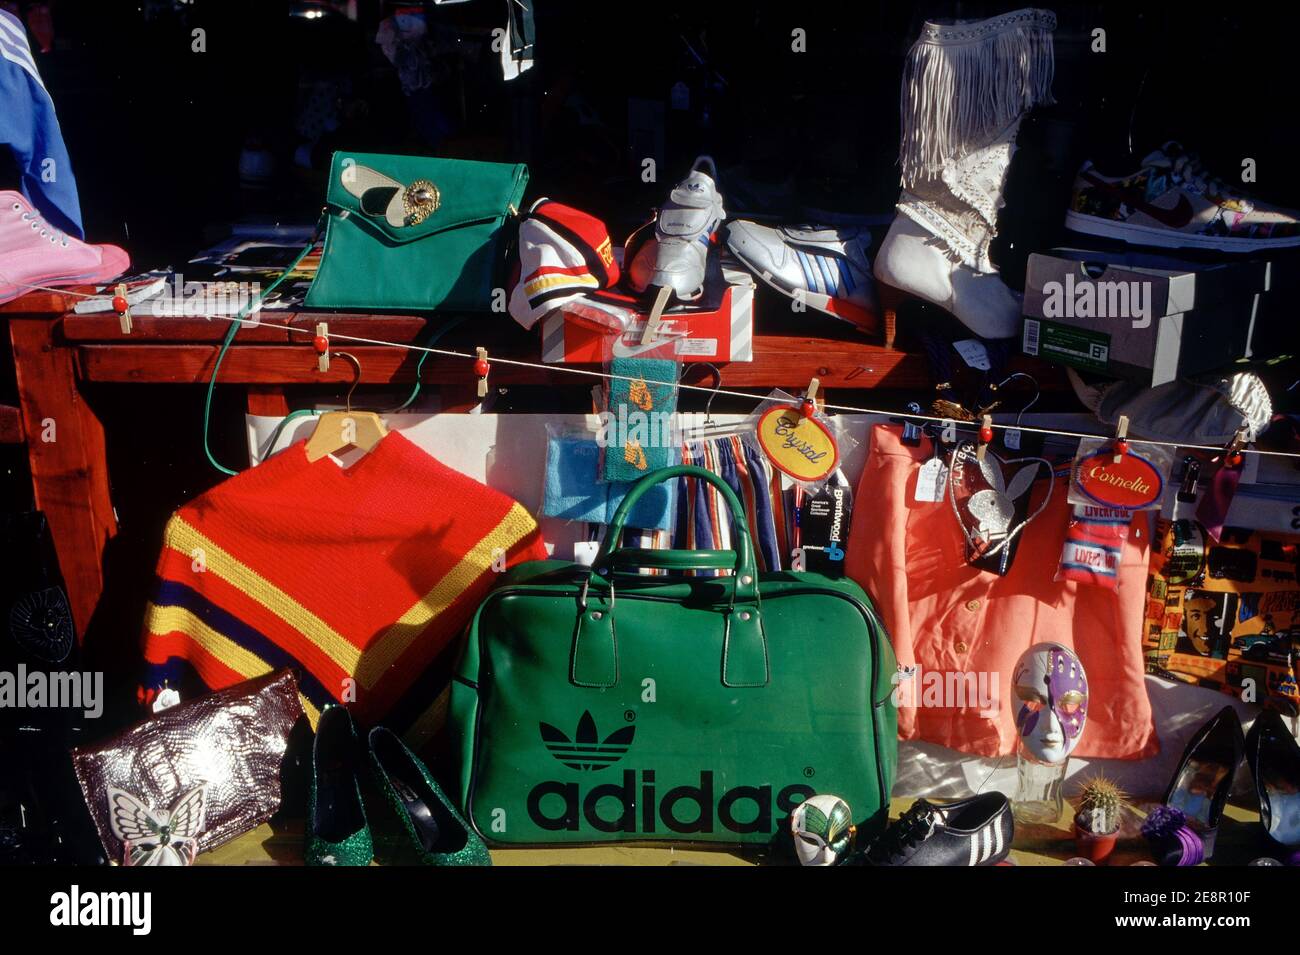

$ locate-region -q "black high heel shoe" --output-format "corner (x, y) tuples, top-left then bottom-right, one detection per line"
(1246, 709), (1300, 859)
(1160, 705), (1245, 862)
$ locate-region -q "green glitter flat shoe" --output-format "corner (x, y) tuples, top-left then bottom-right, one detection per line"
(305, 705), (373, 867)
(368, 726), (491, 867)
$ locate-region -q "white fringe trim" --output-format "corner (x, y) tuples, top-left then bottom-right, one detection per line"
(900, 8), (1056, 188)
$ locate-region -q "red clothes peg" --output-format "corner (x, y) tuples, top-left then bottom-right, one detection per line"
(314, 322), (329, 372)
(1112, 415), (1130, 463)
(977, 414), (993, 462)
(113, 283), (132, 334)
(475, 347), (490, 398)
(800, 378), (820, 418)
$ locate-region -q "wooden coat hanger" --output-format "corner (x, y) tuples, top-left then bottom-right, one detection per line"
(304, 351), (389, 462)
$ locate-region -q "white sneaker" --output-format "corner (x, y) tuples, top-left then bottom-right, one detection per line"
(726, 220), (877, 330)
(629, 156), (724, 300)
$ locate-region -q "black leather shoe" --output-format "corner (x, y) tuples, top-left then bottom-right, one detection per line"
(863, 793), (1013, 866)
(1162, 705), (1245, 861)
(1246, 709), (1300, 855)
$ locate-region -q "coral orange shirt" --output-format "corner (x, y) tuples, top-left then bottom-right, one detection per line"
(846, 424), (1158, 760)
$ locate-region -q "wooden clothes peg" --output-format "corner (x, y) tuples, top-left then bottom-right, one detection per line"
(1224, 425), (1248, 468)
(976, 414), (993, 462)
(1111, 414), (1130, 463)
(641, 285), (672, 345)
(475, 347), (490, 398)
(314, 322), (330, 372)
(800, 378), (821, 417)
(112, 283), (132, 334)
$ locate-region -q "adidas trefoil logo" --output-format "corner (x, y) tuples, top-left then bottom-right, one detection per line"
(539, 710), (635, 771)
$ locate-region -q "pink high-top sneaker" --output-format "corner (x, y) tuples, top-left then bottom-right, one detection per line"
(0, 191), (129, 304)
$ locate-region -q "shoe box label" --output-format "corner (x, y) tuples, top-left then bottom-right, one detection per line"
(1023, 318), (1110, 374)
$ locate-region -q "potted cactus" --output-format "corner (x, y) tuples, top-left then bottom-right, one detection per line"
(1072, 776), (1126, 864)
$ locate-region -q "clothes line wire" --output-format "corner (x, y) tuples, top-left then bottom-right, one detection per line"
(7, 273), (1300, 460)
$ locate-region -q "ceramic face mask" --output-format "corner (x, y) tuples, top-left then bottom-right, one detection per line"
(1012, 642), (1088, 765)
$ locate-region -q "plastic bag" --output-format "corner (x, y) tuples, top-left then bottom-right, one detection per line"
(742, 389), (858, 492)
(1056, 502), (1132, 590)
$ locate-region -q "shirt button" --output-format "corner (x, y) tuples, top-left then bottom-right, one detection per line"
(965, 599), (981, 612)
(955, 641), (969, 654)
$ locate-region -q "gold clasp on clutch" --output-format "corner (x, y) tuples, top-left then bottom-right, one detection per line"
(403, 179), (440, 226)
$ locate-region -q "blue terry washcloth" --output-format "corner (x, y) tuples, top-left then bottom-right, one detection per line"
(542, 436), (675, 530)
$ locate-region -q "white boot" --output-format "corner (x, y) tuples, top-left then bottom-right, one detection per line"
(876, 8), (1056, 340)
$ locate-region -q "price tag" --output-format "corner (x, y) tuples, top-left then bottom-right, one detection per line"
(1003, 428), (1021, 451)
(573, 541), (601, 566)
(953, 339), (991, 371)
(914, 456), (948, 503)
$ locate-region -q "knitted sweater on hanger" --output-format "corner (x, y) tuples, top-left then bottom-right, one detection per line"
(142, 432), (545, 727)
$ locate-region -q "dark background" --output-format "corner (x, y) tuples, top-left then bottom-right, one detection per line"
(12, 0), (1300, 262)
(3, 0), (1299, 706)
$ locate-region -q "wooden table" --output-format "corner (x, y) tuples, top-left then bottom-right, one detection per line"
(1, 291), (1066, 639)
(199, 796), (1268, 867)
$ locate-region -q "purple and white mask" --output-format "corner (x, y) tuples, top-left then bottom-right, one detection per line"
(1012, 642), (1088, 765)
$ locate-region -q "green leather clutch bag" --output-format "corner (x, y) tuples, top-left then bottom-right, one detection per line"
(450, 465), (898, 847)
(305, 151), (529, 312)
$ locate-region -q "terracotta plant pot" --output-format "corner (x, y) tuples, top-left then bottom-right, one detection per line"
(1072, 819), (1118, 864)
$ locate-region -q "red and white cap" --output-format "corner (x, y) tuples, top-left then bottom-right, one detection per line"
(508, 198), (620, 329)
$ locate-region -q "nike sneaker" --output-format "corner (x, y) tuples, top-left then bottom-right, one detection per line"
(862, 793), (1014, 866)
(725, 220), (877, 330)
(628, 155), (724, 301)
(1065, 142), (1300, 251)
(0, 191), (129, 305)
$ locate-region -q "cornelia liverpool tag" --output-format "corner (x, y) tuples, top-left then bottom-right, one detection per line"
(1073, 448), (1164, 510)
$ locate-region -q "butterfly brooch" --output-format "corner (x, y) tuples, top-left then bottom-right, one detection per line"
(107, 786), (207, 866)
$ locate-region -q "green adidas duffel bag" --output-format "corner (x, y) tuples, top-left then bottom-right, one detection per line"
(449, 465), (898, 847)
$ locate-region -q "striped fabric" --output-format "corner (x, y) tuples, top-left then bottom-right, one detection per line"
(142, 433), (546, 729)
(0, 8), (84, 237)
(677, 435), (785, 573)
(967, 821), (1006, 866)
(1058, 502), (1131, 588)
(794, 248), (857, 298)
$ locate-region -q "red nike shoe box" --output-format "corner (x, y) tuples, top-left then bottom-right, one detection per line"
(1021, 248), (1274, 386)
(539, 254), (754, 364)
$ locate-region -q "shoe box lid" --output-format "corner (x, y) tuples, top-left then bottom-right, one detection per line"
(1021, 248), (1286, 387)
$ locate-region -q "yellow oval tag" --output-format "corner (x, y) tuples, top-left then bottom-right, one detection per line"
(756, 406), (838, 482)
